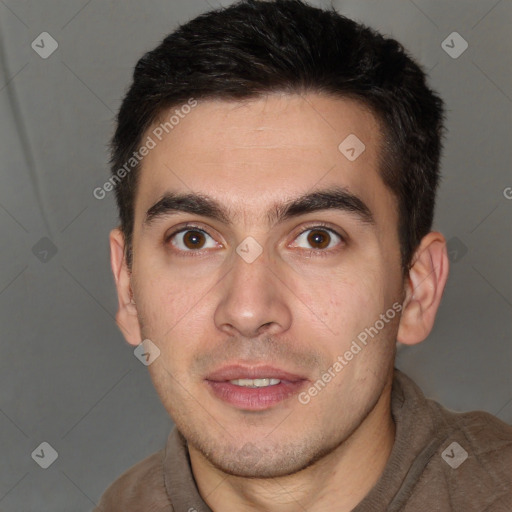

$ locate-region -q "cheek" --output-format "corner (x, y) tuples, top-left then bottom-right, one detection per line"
(290, 261), (387, 338)
(133, 270), (195, 353)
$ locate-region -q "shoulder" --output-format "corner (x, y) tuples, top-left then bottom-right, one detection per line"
(395, 370), (512, 460)
(393, 371), (512, 509)
(94, 449), (173, 512)
(434, 403), (512, 465)
(450, 407), (512, 479)
(422, 403), (512, 509)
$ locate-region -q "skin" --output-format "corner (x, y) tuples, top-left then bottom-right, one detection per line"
(110, 93), (449, 512)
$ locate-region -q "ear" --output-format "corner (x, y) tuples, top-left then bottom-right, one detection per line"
(397, 231), (449, 345)
(109, 228), (142, 346)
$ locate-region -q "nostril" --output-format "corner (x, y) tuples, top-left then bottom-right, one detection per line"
(257, 322), (274, 335)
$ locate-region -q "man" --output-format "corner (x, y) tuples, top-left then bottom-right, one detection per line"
(96, 1), (512, 510)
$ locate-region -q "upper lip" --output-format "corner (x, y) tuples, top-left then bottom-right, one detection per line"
(206, 364), (307, 382)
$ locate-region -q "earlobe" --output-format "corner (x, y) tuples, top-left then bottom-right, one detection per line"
(397, 232), (449, 345)
(109, 228), (142, 346)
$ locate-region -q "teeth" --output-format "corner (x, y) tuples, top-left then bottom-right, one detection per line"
(229, 378), (281, 388)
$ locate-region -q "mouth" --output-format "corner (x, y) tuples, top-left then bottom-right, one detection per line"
(205, 364), (308, 411)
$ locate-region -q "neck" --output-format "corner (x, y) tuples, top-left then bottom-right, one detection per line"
(189, 376), (396, 512)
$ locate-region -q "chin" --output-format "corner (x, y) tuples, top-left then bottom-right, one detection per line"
(193, 432), (342, 479)
(211, 452), (310, 479)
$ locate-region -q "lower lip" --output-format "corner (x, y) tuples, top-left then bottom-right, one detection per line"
(205, 380), (307, 411)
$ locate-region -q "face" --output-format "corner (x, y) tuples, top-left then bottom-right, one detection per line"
(126, 93), (405, 478)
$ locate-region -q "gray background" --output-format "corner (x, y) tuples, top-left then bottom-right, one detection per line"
(0, 0), (510, 510)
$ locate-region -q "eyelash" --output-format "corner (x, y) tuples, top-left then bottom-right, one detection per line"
(164, 222), (345, 257)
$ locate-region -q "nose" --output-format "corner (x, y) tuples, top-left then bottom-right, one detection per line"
(213, 246), (292, 339)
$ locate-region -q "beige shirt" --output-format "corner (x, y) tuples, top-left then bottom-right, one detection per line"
(94, 370), (512, 511)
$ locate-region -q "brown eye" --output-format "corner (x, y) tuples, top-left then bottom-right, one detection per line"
(183, 230), (206, 249)
(292, 227), (343, 252)
(307, 229), (331, 249)
(169, 228), (217, 252)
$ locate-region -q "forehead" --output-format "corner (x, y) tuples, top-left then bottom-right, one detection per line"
(134, 93), (396, 229)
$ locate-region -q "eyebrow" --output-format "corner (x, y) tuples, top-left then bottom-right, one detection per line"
(143, 186), (375, 229)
